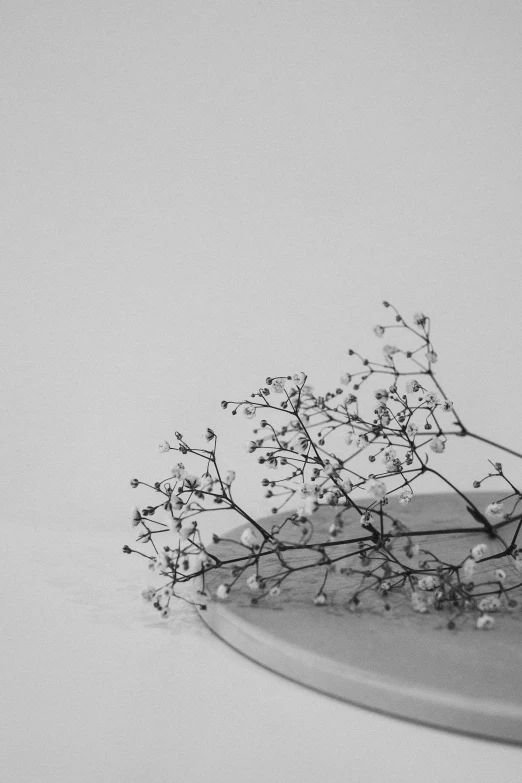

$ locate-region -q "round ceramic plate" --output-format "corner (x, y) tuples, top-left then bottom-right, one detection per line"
(195, 492), (522, 744)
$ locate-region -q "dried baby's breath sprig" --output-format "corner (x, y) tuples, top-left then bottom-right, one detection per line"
(125, 304), (522, 629)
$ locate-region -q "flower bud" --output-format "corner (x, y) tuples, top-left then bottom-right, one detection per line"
(241, 527), (259, 548)
(216, 584), (230, 600)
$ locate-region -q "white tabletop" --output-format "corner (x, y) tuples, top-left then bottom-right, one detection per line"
(2, 522), (521, 783)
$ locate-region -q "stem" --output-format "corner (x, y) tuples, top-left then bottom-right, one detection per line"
(466, 431), (522, 460)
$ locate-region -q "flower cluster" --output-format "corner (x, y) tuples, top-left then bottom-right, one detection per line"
(124, 303), (522, 631)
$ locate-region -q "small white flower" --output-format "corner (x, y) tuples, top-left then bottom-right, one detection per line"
(246, 574), (263, 592)
(355, 434), (369, 449)
(160, 607), (171, 619)
(314, 592), (327, 605)
(405, 380), (420, 394)
(322, 490), (337, 504)
(298, 496), (319, 517)
(462, 557), (476, 581)
(199, 474), (213, 492)
(495, 568), (506, 581)
(197, 551), (213, 568)
(413, 312), (427, 326)
(216, 584), (230, 600)
(485, 502), (504, 520)
(344, 431), (355, 446)
(341, 479), (353, 494)
(269, 585), (281, 597)
(242, 404), (257, 419)
(426, 350), (438, 364)
(131, 507), (141, 527)
(417, 576), (437, 591)
(340, 372), (351, 385)
(241, 527), (259, 548)
(245, 440), (257, 453)
(293, 372), (306, 386)
(374, 388), (389, 402)
(158, 441), (170, 453)
(366, 478), (387, 502)
(441, 400), (453, 412)
(297, 482), (315, 498)
(295, 435), (309, 454)
(423, 391), (440, 408)
(172, 495), (184, 511)
(184, 474), (201, 490)
(429, 437), (445, 454)
(381, 447), (397, 472)
(513, 552), (522, 572)
(141, 587), (156, 602)
(398, 488), (413, 504)
(478, 596), (500, 612)
(406, 422), (419, 439)
(476, 614), (495, 630)
(272, 377), (286, 393)
(157, 549), (171, 569)
(373, 325), (385, 338)
(179, 527), (192, 541)
(169, 516), (181, 533)
(383, 346), (399, 365)
(171, 463), (187, 480)
(360, 510), (373, 526)
(381, 446), (397, 462)
(471, 543), (488, 561)
(411, 592), (428, 613)
(225, 470), (236, 484)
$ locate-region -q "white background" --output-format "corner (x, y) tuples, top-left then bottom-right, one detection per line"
(2, 2), (522, 781)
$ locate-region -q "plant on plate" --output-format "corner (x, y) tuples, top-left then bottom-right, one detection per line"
(124, 303), (522, 630)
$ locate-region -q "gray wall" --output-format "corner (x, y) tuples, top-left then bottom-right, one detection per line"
(2, 1), (521, 531)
